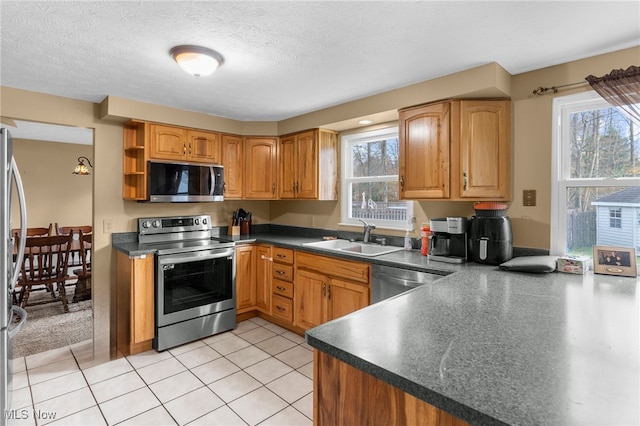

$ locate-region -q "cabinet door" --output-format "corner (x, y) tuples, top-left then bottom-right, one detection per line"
(235, 246), (256, 312)
(295, 130), (318, 199)
(187, 130), (221, 164)
(399, 102), (450, 199)
(328, 278), (370, 321)
(255, 245), (272, 314)
(459, 100), (511, 199)
(131, 255), (155, 344)
(221, 134), (243, 199)
(294, 269), (327, 330)
(244, 137), (278, 199)
(278, 135), (297, 199)
(149, 124), (187, 161)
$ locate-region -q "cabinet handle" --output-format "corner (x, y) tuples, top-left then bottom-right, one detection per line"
(183, 144), (187, 154)
(189, 143), (192, 154)
(276, 286), (287, 292)
(261, 255), (273, 262)
(276, 254), (286, 259)
(276, 305), (286, 312)
(327, 285), (331, 300)
(275, 270), (286, 275)
(272, 183), (276, 194)
(400, 175), (405, 191)
(463, 172), (468, 191)
(223, 182), (227, 193)
(322, 283), (326, 297)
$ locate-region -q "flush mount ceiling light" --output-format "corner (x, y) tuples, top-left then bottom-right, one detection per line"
(73, 156), (93, 175)
(170, 45), (224, 78)
(358, 119), (373, 125)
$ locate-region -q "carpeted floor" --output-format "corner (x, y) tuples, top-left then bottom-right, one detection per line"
(13, 285), (93, 358)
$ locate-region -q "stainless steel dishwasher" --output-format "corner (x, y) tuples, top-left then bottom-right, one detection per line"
(371, 264), (443, 304)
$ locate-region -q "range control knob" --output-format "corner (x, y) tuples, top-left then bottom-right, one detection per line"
(202, 217), (208, 225)
(194, 218), (200, 225)
(142, 221), (151, 229)
(152, 220), (161, 228)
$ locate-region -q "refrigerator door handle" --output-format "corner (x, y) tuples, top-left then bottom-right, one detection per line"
(10, 157), (27, 288)
(8, 306), (27, 339)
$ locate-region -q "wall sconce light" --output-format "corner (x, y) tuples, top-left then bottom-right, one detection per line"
(170, 45), (224, 78)
(73, 156), (93, 175)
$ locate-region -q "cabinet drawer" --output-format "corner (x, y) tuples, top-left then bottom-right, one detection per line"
(272, 279), (294, 298)
(272, 294), (293, 323)
(272, 264), (293, 282)
(296, 252), (370, 284)
(273, 247), (294, 265)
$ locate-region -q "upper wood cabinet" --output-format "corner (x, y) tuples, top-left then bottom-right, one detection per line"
(457, 100), (511, 199)
(149, 124), (221, 164)
(399, 102), (450, 199)
(221, 134), (243, 199)
(399, 99), (511, 201)
(278, 129), (338, 200)
(244, 137), (278, 199)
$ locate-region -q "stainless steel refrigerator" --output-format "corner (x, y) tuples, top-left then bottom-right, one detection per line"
(1, 127), (28, 425)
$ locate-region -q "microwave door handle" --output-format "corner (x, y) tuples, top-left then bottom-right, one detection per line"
(11, 157), (27, 288)
(209, 166), (215, 196)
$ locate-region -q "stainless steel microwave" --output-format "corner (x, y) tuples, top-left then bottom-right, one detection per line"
(147, 161), (224, 202)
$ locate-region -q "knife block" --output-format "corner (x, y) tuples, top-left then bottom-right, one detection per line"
(228, 220), (240, 236)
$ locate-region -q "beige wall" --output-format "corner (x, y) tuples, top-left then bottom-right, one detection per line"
(12, 139), (92, 229)
(1, 45), (638, 360)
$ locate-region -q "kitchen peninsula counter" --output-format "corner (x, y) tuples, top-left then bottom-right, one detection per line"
(306, 265), (639, 425)
(112, 229), (639, 425)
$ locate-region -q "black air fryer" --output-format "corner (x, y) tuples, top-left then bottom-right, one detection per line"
(470, 203), (513, 265)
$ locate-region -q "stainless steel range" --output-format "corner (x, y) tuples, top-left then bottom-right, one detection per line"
(138, 215), (236, 351)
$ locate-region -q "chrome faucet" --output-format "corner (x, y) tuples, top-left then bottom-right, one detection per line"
(359, 219), (376, 243)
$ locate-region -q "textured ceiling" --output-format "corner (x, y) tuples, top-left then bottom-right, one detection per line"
(1, 1), (639, 123)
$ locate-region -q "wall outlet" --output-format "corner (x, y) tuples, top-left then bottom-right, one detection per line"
(103, 219), (113, 233)
(523, 190), (536, 206)
(308, 215), (314, 227)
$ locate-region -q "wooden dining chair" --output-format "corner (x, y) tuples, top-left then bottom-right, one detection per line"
(55, 224), (92, 236)
(12, 223), (54, 240)
(72, 230), (92, 302)
(56, 225), (92, 267)
(15, 233), (74, 313)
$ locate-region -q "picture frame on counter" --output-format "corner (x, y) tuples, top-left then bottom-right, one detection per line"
(593, 246), (638, 277)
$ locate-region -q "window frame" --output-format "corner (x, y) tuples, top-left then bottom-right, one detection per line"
(550, 91), (640, 255)
(340, 126), (413, 230)
(609, 208), (622, 229)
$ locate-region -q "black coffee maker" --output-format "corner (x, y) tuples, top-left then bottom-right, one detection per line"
(470, 203), (513, 265)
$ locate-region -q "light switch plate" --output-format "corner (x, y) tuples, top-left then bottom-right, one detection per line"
(523, 190), (536, 206)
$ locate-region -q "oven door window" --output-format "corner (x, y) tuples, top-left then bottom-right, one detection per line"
(162, 256), (232, 314)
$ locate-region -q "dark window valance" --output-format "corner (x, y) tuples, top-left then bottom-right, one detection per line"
(586, 65), (640, 125)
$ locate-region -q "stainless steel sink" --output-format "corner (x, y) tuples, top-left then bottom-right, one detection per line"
(303, 239), (404, 257)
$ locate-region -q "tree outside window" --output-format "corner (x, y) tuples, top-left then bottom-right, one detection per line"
(341, 127), (413, 229)
(552, 91), (640, 262)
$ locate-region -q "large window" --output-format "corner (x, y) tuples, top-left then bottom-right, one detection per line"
(341, 127), (413, 229)
(551, 91), (640, 257)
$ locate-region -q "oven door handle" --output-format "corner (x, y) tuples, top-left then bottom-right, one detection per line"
(158, 247), (235, 265)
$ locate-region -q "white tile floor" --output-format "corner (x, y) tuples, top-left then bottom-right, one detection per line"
(9, 318), (314, 426)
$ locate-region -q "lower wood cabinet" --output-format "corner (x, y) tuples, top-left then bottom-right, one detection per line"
(255, 245), (272, 314)
(116, 251), (155, 356)
(294, 252), (370, 330)
(235, 245), (256, 313)
(314, 350), (469, 426)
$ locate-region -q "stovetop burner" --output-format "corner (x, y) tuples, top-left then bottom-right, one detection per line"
(137, 214), (234, 255)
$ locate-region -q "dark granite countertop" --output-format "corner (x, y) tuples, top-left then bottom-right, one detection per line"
(112, 228), (639, 425)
